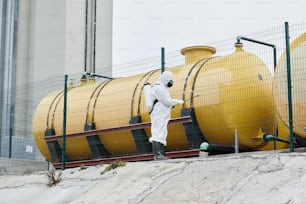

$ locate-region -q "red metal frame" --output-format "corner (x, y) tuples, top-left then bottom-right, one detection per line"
(46, 116), (195, 169)
(53, 149), (199, 169)
(45, 116), (192, 142)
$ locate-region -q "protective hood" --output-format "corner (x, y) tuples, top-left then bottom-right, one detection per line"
(158, 71), (173, 87)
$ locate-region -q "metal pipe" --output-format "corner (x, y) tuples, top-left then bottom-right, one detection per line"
(285, 22), (294, 152)
(236, 36), (277, 71)
(4, 0), (18, 158)
(273, 47), (277, 71)
(200, 142), (251, 154)
(201, 143), (235, 152)
(93, 0), (97, 73)
(237, 36), (275, 48)
(84, 0), (88, 72)
(86, 72), (114, 80)
(0, 0), (8, 156)
(263, 134), (291, 144)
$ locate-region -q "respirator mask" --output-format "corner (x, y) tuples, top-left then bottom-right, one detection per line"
(167, 80), (173, 88)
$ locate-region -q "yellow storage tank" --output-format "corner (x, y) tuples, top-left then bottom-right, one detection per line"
(273, 33), (306, 138)
(33, 44), (278, 162)
(190, 44), (276, 148)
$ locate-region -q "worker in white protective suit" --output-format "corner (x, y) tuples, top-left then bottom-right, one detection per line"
(149, 71), (184, 160)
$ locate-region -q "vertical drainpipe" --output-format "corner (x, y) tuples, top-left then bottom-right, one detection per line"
(0, 0), (8, 156)
(93, 0), (96, 74)
(5, 0), (18, 157)
(84, 0), (88, 73)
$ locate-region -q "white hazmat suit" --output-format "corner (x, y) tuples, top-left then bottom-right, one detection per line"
(149, 71), (184, 159)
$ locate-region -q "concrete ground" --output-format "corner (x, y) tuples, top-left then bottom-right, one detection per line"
(0, 150), (306, 204)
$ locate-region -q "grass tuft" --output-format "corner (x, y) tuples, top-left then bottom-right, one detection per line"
(46, 168), (62, 187)
(101, 161), (126, 175)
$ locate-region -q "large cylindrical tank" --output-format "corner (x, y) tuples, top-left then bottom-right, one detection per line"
(33, 44), (278, 162)
(273, 33), (306, 138)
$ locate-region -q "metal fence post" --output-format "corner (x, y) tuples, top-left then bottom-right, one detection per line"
(9, 105), (14, 158)
(9, 125), (12, 158)
(285, 22), (294, 152)
(62, 74), (68, 170)
(161, 47), (165, 73)
(235, 129), (239, 154)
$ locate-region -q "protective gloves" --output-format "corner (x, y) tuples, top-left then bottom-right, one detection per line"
(173, 99), (184, 105)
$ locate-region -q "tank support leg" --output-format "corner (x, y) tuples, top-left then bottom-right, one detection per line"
(181, 108), (207, 149)
(129, 116), (152, 154)
(85, 123), (110, 159)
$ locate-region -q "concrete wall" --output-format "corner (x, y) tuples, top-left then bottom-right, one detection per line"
(0, 0), (113, 146)
(64, 0), (113, 76)
(31, 0), (66, 82)
(0, 136), (43, 160)
(0, 157), (49, 175)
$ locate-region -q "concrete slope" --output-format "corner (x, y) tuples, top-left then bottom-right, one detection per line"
(1, 151), (306, 204)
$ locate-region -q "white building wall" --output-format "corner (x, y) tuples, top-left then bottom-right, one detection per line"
(1, 0), (113, 147)
(95, 0), (112, 76)
(31, 0), (66, 82)
(64, 0), (113, 77)
(64, 0), (86, 76)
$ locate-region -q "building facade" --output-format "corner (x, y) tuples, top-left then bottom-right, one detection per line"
(0, 0), (112, 158)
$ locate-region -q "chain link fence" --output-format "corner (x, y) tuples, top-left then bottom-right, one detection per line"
(1, 22), (306, 168)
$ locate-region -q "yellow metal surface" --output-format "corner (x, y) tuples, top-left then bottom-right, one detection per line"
(273, 33), (306, 137)
(33, 44), (278, 162)
(93, 76), (141, 155)
(32, 90), (63, 161)
(55, 83), (103, 159)
(193, 44), (276, 148)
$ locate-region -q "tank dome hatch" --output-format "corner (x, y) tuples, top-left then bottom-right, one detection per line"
(181, 46), (216, 64)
